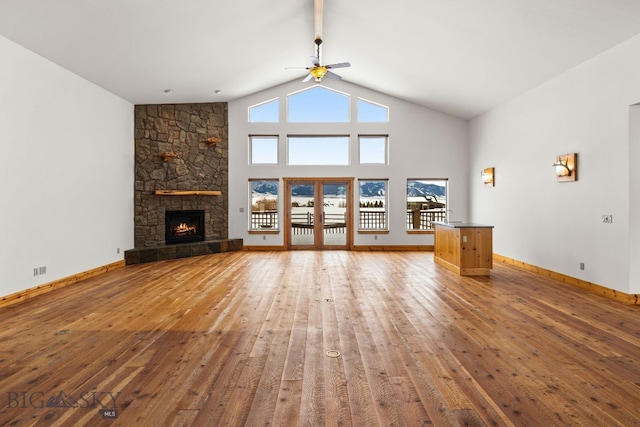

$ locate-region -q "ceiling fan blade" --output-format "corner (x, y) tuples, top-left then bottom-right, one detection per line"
(302, 73), (314, 82)
(285, 66), (309, 70)
(310, 56), (320, 66)
(325, 70), (342, 80)
(326, 62), (350, 69)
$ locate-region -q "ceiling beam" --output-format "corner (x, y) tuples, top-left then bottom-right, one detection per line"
(314, 0), (323, 41)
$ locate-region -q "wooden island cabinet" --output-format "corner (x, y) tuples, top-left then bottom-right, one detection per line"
(434, 222), (494, 276)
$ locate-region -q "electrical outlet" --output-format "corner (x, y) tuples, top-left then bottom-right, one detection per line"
(580, 262), (585, 271)
(602, 215), (613, 223)
(33, 267), (39, 277)
(117, 248), (120, 254)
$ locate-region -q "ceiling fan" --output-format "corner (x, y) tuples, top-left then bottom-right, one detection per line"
(287, 0), (350, 82)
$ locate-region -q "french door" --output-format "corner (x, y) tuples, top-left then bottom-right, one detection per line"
(284, 178), (353, 250)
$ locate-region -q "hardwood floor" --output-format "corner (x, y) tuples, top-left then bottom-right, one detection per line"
(1, 251), (639, 426)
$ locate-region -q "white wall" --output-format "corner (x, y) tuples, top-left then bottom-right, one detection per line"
(629, 105), (640, 294)
(229, 79), (469, 247)
(470, 34), (640, 294)
(0, 35), (134, 297)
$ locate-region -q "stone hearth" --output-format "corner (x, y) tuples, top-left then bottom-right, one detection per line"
(125, 239), (243, 265)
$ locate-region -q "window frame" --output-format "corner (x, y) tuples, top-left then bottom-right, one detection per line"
(249, 135), (279, 165)
(357, 98), (389, 123)
(358, 135), (388, 164)
(358, 179), (389, 233)
(286, 86), (350, 123)
(406, 178), (448, 234)
(248, 179), (280, 233)
(287, 135), (350, 166)
(248, 98), (279, 123)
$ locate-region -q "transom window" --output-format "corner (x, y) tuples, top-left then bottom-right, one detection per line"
(359, 135), (388, 164)
(248, 98), (279, 122)
(287, 86), (350, 123)
(250, 136), (278, 164)
(358, 98), (389, 122)
(288, 136), (349, 165)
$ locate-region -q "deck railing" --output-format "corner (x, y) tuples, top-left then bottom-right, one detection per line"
(250, 209), (445, 232)
(359, 210), (386, 229)
(250, 211), (278, 229)
(290, 212), (346, 234)
(406, 209), (446, 230)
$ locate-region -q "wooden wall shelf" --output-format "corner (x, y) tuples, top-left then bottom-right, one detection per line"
(154, 190), (222, 196)
(157, 152), (179, 161)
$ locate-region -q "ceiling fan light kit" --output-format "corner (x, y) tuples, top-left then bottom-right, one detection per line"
(310, 65), (328, 82)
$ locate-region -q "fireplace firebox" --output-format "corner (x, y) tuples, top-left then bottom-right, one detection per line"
(165, 210), (205, 245)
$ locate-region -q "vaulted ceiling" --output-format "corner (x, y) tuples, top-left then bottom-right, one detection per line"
(2, 0), (640, 119)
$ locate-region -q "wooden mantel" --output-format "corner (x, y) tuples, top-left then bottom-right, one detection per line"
(154, 190), (222, 196)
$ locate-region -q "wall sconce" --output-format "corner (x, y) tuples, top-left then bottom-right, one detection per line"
(481, 167), (495, 187)
(552, 153), (577, 182)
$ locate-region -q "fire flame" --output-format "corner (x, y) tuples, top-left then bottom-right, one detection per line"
(174, 222), (196, 236)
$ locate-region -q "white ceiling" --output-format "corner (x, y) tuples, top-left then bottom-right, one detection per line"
(2, 0), (640, 119)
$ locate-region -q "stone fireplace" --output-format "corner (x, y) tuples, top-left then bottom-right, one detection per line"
(125, 102), (242, 265)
